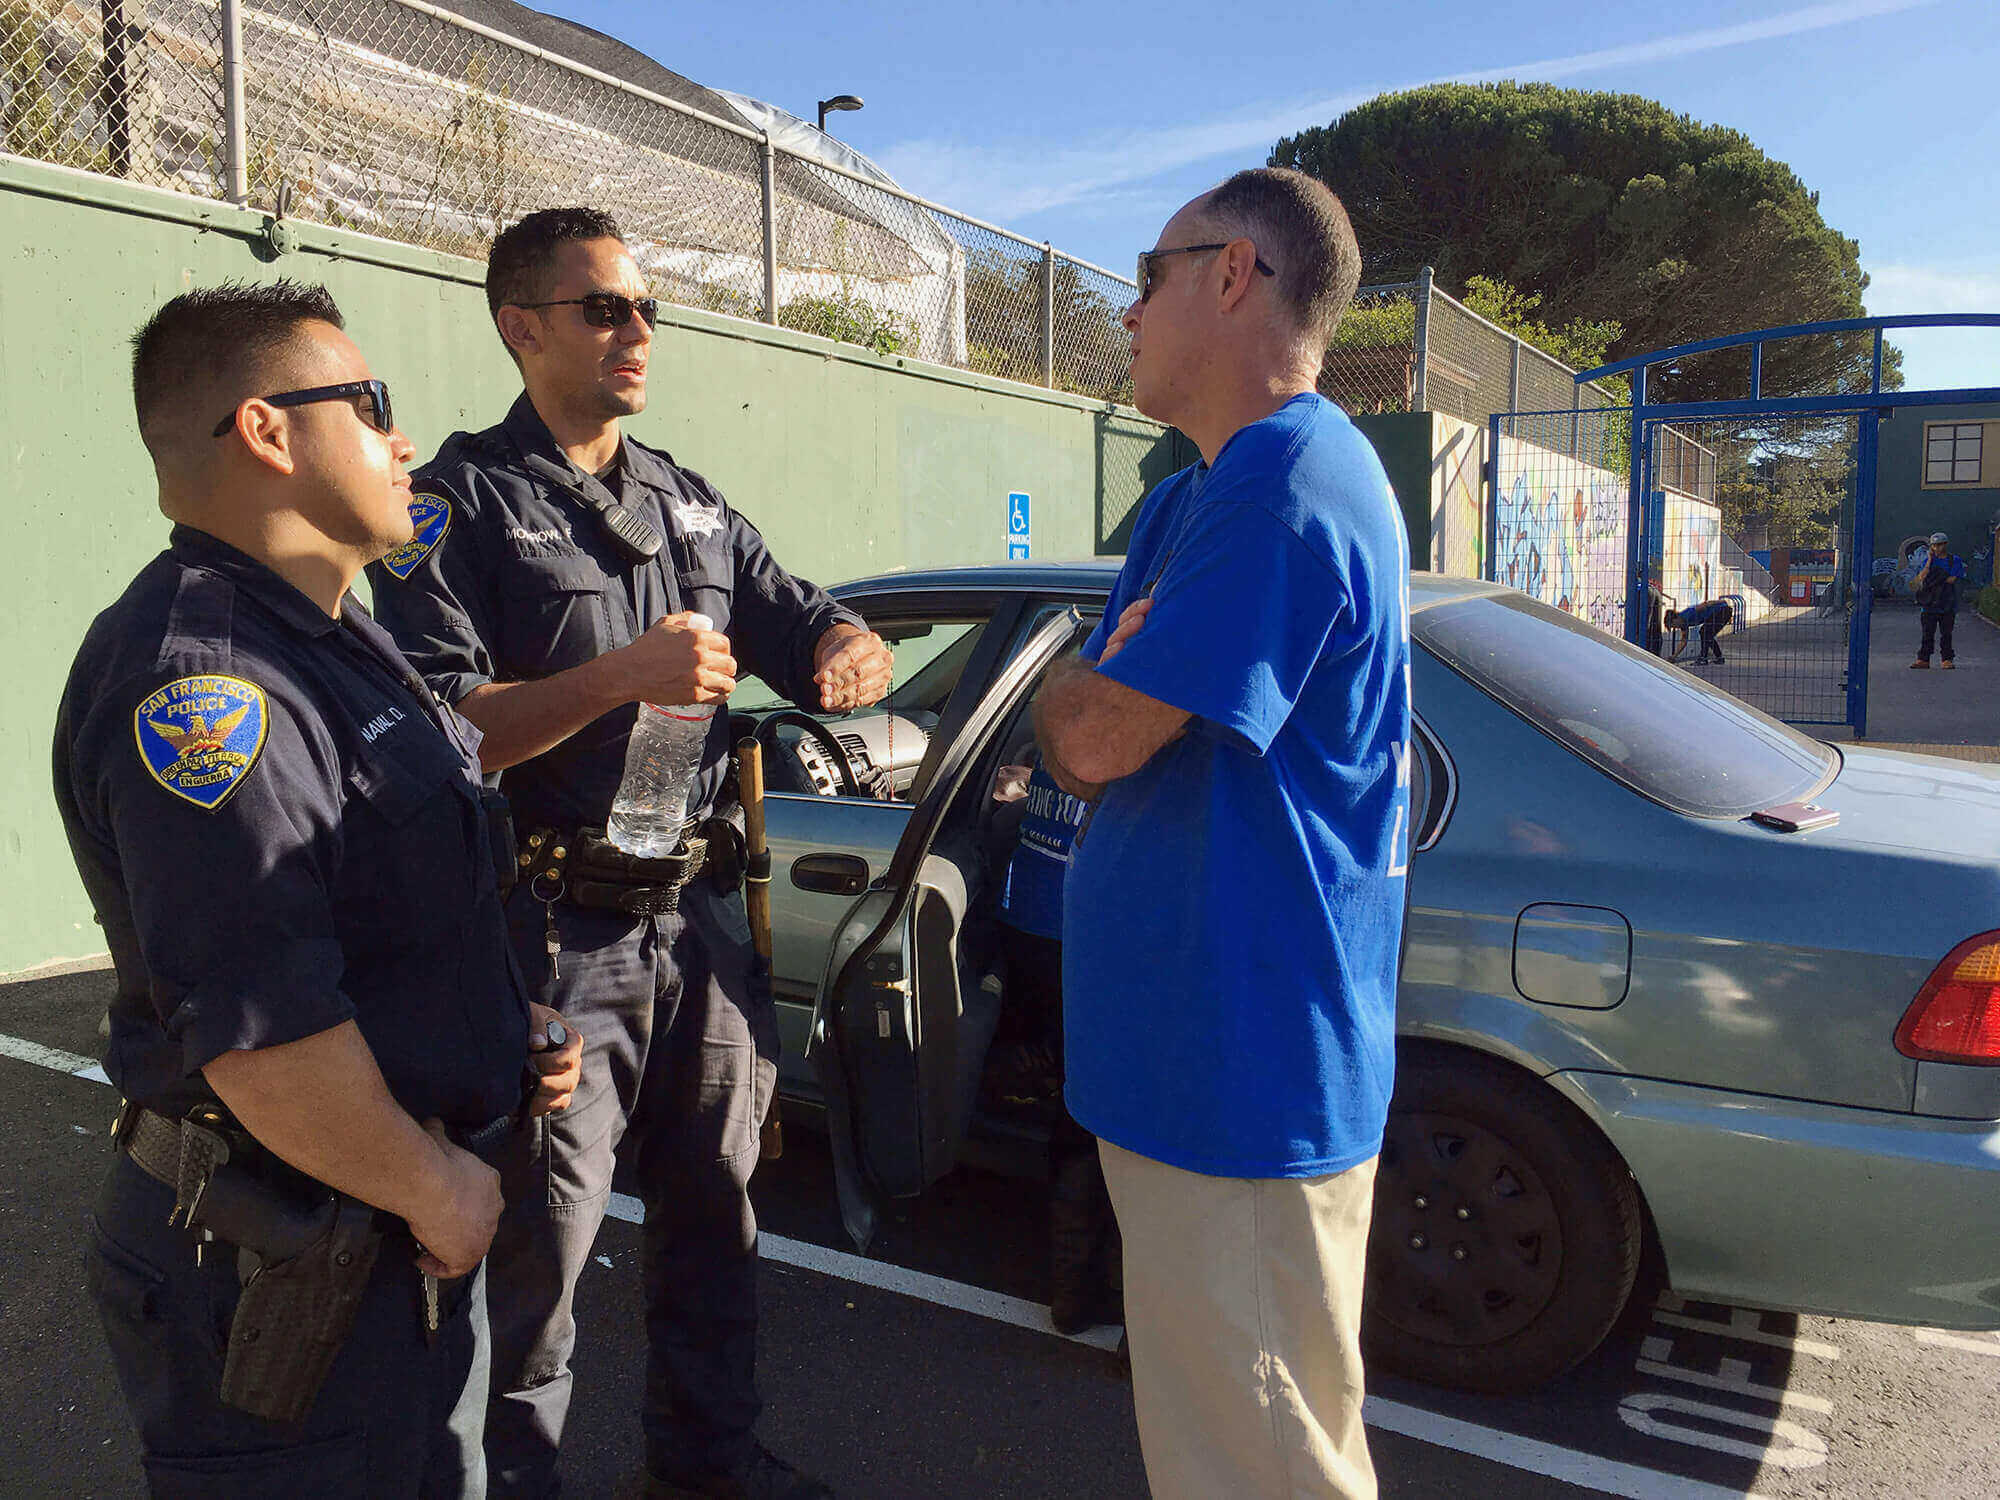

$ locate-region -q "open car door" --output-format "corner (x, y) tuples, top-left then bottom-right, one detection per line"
(807, 607), (1082, 1250)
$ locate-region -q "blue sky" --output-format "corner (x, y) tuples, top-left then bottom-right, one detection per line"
(541, 0), (1998, 392)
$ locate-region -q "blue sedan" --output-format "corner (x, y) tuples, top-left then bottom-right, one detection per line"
(733, 561), (2000, 1393)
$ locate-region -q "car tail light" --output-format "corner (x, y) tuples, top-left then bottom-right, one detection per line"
(1896, 932), (2000, 1064)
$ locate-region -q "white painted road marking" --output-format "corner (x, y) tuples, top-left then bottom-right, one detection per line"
(606, 1190), (1123, 1352)
(6, 1033), (1781, 1500)
(0, 1031), (105, 1077)
(1915, 1328), (2000, 1356)
(1636, 1337), (1834, 1415)
(1618, 1393), (1828, 1470)
(1653, 1294), (1842, 1360)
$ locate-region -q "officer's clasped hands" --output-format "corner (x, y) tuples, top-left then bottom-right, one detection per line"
(612, 609), (737, 706)
(813, 625), (894, 712)
(524, 1003), (584, 1117)
(411, 1118), (507, 1280)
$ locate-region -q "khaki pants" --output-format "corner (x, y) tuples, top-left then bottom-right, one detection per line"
(1099, 1140), (1379, 1500)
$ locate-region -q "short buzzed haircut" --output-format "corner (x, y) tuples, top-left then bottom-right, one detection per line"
(486, 206), (625, 324)
(130, 280), (345, 457)
(1201, 168), (1362, 352)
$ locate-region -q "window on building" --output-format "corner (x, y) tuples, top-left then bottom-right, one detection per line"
(1924, 422), (1984, 486)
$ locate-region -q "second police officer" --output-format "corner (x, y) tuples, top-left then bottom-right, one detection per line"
(368, 207), (894, 1500)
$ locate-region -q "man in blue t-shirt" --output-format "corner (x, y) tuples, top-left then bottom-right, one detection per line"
(1912, 531), (1968, 669)
(1036, 168), (1408, 1500)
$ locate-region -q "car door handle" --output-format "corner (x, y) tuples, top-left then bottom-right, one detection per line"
(791, 853), (869, 896)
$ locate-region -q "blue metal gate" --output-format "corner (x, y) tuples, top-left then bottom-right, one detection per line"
(1487, 314), (2000, 738)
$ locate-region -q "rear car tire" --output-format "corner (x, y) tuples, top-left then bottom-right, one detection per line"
(1361, 1048), (1642, 1393)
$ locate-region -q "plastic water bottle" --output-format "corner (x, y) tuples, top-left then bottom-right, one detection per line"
(606, 615), (718, 857)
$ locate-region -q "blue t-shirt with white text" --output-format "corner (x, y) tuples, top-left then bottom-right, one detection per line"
(1062, 393), (1411, 1179)
(999, 764), (1086, 941)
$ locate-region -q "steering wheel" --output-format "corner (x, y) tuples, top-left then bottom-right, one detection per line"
(756, 710), (862, 797)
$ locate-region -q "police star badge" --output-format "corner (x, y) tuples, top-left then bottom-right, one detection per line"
(134, 675), (269, 810)
(670, 496), (725, 540)
(379, 491), (452, 580)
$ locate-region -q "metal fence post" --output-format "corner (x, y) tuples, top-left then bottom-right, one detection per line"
(1508, 336), (1522, 413)
(219, 0), (249, 205)
(1041, 244), (1056, 388)
(1624, 367), (1649, 647)
(1412, 266), (1433, 412)
(759, 136), (779, 326)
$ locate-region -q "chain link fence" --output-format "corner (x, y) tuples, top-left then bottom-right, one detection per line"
(4, 0), (225, 195)
(1320, 280), (1417, 414)
(1315, 274), (1621, 441)
(4, 3), (1643, 421)
(3, 0), (1134, 395)
(1424, 280), (1620, 431)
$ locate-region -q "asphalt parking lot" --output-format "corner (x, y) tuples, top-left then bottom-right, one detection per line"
(5, 965), (2000, 1499)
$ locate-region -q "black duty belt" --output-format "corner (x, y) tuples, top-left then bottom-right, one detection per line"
(521, 816), (745, 917)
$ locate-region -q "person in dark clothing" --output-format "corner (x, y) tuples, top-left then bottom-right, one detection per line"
(55, 281), (580, 1498)
(988, 758), (1122, 1335)
(1911, 532), (1968, 669)
(366, 208), (892, 1500)
(1667, 598), (1735, 665)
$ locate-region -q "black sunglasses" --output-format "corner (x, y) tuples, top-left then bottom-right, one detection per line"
(1135, 242), (1276, 303)
(519, 291), (660, 329)
(211, 379), (394, 439)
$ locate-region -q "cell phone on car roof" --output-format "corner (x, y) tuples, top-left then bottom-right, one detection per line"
(1748, 801), (1839, 833)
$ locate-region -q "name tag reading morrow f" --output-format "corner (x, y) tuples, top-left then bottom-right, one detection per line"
(134, 674), (269, 810)
(1008, 490), (1031, 561)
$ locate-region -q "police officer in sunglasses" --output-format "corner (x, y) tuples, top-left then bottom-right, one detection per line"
(366, 207), (891, 1500)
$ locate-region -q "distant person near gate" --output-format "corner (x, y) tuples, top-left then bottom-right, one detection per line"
(1911, 531), (1967, 670)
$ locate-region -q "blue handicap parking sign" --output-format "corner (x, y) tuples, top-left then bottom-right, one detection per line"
(1007, 491), (1031, 559)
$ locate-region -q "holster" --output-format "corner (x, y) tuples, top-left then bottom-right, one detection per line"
(116, 1101), (385, 1426)
(522, 816), (747, 915)
(217, 1194), (382, 1425)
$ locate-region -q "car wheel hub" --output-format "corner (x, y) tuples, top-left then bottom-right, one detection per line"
(1369, 1110), (1564, 1347)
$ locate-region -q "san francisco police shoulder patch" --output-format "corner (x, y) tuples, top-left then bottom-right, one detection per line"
(379, 492), (452, 580)
(133, 674), (269, 810)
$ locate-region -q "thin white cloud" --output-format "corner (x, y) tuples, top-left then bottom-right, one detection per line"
(1866, 264), (2000, 314)
(877, 0), (1942, 224)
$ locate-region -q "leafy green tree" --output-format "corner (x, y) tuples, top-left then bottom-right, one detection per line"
(1461, 276), (1622, 375)
(1273, 82), (1899, 402)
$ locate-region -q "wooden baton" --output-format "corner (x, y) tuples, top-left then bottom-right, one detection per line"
(737, 736), (781, 1159)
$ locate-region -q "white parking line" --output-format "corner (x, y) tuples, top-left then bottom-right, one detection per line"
(1914, 1329), (2000, 1357)
(8, 1032), (1776, 1500)
(0, 1030), (110, 1082)
(605, 1191), (1124, 1352)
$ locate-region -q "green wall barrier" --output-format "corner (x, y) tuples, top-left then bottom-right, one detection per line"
(0, 156), (1177, 972)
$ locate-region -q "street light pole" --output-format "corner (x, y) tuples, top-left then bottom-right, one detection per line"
(816, 94), (864, 133)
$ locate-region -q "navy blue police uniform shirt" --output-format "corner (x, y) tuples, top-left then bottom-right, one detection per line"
(367, 394), (861, 833)
(1677, 599), (1731, 629)
(53, 527), (530, 1129)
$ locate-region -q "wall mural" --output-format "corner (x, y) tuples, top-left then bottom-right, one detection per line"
(1492, 436), (1629, 630)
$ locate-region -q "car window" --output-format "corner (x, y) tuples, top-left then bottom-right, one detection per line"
(734, 617), (985, 717)
(737, 611), (996, 802)
(1414, 590), (1836, 819)
(882, 621), (983, 715)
